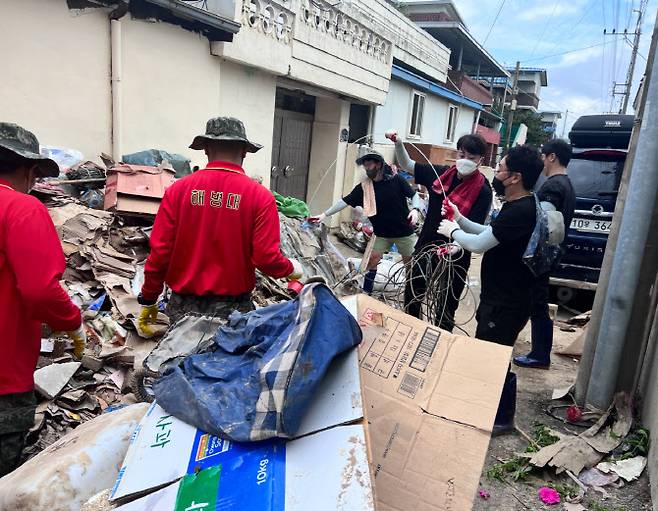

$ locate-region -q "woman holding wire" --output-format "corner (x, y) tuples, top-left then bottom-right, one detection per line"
(389, 131), (492, 332)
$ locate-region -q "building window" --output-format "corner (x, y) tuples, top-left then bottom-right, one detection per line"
(409, 91), (425, 138)
(446, 105), (459, 142)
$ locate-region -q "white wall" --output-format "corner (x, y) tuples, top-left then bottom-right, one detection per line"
(217, 60), (278, 185)
(0, 0), (112, 159)
(120, 17), (221, 169)
(306, 97), (351, 221)
(372, 79), (478, 148)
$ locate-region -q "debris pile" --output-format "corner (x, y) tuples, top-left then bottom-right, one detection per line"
(484, 392), (650, 507)
(23, 197), (353, 459)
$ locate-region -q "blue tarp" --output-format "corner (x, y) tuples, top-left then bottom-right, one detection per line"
(153, 284), (362, 442)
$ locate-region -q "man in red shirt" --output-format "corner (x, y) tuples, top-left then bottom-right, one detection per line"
(0, 122), (85, 475)
(138, 117), (301, 333)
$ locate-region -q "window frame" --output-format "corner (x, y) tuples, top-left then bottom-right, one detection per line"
(408, 90), (426, 139)
(445, 104), (459, 143)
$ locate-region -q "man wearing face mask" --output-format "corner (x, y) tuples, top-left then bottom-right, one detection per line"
(438, 145), (544, 434)
(390, 131), (492, 331)
(0, 122), (85, 474)
(309, 151), (421, 294)
(514, 139), (575, 369)
(137, 117), (302, 333)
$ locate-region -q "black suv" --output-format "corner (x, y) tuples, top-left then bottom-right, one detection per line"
(550, 114), (633, 299)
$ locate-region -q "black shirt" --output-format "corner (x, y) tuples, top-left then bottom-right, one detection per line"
(538, 174), (576, 232)
(343, 173), (415, 238)
(481, 195), (537, 307)
(414, 164), (493, 248)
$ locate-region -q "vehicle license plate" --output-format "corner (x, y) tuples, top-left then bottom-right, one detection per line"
(570, 217), (612, 234)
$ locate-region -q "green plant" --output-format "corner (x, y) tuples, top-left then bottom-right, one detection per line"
(486, 424), (560, 482)
(524, 423), (560, 453)
(486, 457), (533, 482)
(548, 482), (578, 499)
(587, 501), (628, 511)
(611, 427), (650, 461)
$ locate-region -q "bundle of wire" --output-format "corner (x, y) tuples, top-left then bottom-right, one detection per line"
(316, 132), (479, 333)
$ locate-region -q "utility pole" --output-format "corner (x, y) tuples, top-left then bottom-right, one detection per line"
(605, 0), (648, 114)
(561, 109), (569, 138)
(575, 10), (658, 406)
(505, 61), (520, 150)
(621, 0), (648, 113)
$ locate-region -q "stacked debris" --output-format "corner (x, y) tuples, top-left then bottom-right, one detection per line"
(23, 197), (353, 459)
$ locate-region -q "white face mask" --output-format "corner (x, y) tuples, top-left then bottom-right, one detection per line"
(455, 158), (478, 176)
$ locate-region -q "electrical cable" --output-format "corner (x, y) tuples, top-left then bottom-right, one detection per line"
(521, 39), (614, 64)
(482, 0), (506, 45)
(529, 0), (561, 58)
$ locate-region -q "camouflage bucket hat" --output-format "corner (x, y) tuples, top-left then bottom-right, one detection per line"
(189, 117), (263, 153)
(355, 150), (385, 166)
(0, 122), (59, 177)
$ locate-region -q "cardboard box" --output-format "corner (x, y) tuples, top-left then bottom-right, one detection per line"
(343, 295), (512, 511)
(104, 163), (176, 216)
(110, 349), (374, 510)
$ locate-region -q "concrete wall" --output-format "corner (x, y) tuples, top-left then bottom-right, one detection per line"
(372, 79), (477, 147)
(217, 60), (278, 184)
(0, 0), (112, 159)
(120, 17), (221, 169)
(0, 1), (277, 178)
(639, 304), (658, 507)
(306, 97), (350, 220)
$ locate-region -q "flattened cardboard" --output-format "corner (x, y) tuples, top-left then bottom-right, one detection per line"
(111, 349), (373, 510)
(346, 295), (512, 511)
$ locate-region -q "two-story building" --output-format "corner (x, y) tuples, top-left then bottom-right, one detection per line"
(2, 0), (464, 218)
(378, 0), (509, 166)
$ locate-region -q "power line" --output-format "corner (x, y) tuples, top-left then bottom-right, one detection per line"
(522, 39), (614, 63)
(483, 0), (506, 44)
(530, 0), (561, 58)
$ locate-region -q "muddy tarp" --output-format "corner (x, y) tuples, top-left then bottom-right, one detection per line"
(152, 284), (361, 442)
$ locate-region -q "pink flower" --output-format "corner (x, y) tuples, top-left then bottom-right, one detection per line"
(538, 487), (561, 505)
(478, 490), (490, 500)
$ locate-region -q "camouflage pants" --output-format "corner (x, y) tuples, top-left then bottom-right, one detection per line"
(0, 391), (36, 476)
(165, 293), (255, 325)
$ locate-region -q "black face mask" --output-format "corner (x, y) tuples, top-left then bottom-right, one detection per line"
(366, 168), (379, 180)
(492, 177), (506, 196)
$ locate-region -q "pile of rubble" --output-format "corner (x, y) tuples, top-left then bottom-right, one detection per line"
(24, 196), (354, 460)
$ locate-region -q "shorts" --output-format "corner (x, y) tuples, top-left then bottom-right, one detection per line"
(373, 234), (417, 257)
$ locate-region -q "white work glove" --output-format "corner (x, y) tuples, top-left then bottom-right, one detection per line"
(385, 130), (399, 143)
(438, 219), (461, 239)
(308, 213), (327, 224)
(407, 209), (420, 227)
(287, 259), (304, 281)
(441, 199), (462, 222)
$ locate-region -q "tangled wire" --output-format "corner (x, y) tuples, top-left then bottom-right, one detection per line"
(332, 240), (477, 335)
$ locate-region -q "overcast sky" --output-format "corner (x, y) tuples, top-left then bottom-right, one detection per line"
(455, 0), (656, 135)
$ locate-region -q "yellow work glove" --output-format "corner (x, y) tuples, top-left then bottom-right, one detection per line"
(137, 304), (159, 338)
(67, 325), (87, 360)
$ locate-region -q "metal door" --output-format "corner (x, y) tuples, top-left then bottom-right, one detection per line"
(271, 110), (313, 200)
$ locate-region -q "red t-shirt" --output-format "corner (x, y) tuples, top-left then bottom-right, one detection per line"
(141, 161), (293, 301)
(0, 180), (81, 395)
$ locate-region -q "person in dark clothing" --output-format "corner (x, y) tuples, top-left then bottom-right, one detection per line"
(514, 139), (576, 369)
(390, 131), (492, 332)
(439, 144), (544, 434)
(309, 151), (421, 294)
